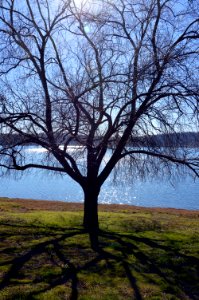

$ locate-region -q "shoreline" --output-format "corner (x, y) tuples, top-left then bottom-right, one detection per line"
(1, 196), (199, 216)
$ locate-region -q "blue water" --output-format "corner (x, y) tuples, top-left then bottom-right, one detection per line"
(0, 147), (199, 210)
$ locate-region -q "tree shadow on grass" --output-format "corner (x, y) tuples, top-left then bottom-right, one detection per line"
(99, 230), (199, 299)
(0, 223), (198, 299)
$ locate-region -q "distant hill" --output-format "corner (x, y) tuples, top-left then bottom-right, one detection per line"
(0, 132), (198, 148)
(0, 134), (26, 147)
(130, 132), (199, 148)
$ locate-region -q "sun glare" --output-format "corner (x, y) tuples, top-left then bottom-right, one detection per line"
(71, 0), (102, 13)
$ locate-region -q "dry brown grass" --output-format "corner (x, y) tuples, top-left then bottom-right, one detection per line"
(0, 197), (198, 217)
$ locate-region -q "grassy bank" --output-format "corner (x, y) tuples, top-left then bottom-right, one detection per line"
(0, 197), (199, 299)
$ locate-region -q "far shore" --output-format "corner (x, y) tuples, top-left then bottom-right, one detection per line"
(0, 196), (198, 216)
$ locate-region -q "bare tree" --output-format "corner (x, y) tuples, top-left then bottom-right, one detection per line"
(0, 0), (199, 246)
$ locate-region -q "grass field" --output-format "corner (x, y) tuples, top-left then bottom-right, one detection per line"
(0, 197), (199, 299)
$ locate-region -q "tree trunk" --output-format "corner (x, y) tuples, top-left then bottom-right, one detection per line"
(83, 185), (100, 250)
(83, 185), (100, 231)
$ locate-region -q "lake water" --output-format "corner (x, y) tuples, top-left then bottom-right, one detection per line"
(0, 147), (199, 210)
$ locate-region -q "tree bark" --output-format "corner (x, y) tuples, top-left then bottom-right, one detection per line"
(83, 185), (100, 231)
(83, 185), (100, 250)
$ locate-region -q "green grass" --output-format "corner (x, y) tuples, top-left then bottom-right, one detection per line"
(0, 198), (199, 299)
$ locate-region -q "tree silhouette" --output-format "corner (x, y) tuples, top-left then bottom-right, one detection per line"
(0, 0), (199, 245)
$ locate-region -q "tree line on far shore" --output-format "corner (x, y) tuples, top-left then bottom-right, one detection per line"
(0, 132), (199, 148)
